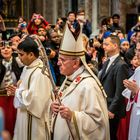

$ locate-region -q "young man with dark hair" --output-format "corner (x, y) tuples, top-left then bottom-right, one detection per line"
(111, 13), (124, 33)
(123, 42), (140, 140)
(7, 36), (52, 140)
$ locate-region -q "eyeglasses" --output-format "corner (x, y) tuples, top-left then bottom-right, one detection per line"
(0, 41), (12, 47)
(58, 57), (77, 64)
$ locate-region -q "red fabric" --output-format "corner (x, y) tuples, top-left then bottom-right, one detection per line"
(27, 20), (48, 34)
(117, 99), (132, 140)
(0, 96), (17, 137)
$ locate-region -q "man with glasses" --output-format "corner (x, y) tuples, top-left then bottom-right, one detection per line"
(122, 41), (140, 140)
(50, 23), (110, 140)
(100, 34), (129, 140)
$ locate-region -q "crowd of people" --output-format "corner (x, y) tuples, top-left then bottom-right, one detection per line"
(0, 9), (140, 140)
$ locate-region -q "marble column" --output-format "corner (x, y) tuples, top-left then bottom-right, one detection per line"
(34, 0), (43, 15)
(68, 0), (72, 11)
(112, 0), (120, 15)
(42, 0), (46, 18)
(85, 0), (89, 17)
(61, 0), (65, 17)
(92, 0), (98, 32)
(53, 0), (58, 24)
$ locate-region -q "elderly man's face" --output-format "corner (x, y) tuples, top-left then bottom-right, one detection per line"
(57, 54), (78, 76)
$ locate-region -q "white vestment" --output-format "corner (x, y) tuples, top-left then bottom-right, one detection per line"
(13, 59), (52, 140)
(122, 66), (140, 140)
(52, 66), (110, 140)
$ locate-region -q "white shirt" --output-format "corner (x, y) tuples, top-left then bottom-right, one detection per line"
(106, 53), (119, 72)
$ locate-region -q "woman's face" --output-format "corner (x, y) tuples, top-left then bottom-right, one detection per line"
(0, 45), (13, 60)
(34, 18), (42, 25)
(130, 55), (140, 69)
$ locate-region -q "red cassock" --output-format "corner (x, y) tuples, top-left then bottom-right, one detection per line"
(117, 99), (132, 140)
(0, 96), (17, 137)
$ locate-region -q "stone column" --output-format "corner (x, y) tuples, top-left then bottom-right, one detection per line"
(23, 0), (30, 20)
(112, 0), (120, 15)
(34, 0), (43, 15)
(42, 0), (46, 18)
(68, 0), (72, 11)
(53, 0), (58, 24)
(61, 0), (65, 17)
(85, 0), (88, 18)
(92, 0), (98, 32)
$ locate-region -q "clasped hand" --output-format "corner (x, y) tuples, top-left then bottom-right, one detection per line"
(6, 85), (17, 96)
(6, 80), (22, 96)
(51, 101), (72, 121)
(123, 79), (140, 96)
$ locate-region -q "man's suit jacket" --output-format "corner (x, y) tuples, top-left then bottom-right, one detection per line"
(100, 55), (129, 118)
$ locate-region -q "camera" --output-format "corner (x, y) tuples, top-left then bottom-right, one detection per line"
(45, 48), (51, 56)
(18, 22), (27, 30)
(89, 38), (94, 47)
(20, 23), (27, 28)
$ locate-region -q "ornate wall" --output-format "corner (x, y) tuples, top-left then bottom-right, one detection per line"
(0, 0), (139, 33)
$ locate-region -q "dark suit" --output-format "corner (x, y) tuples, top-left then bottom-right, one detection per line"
(99, 55), (129, 140)
(0, 56), (23, 84)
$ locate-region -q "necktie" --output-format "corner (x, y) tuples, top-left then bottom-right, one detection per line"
(103, 59), (110, 73)
(105, 59), (111, 73)
(100, 59), (110, 80)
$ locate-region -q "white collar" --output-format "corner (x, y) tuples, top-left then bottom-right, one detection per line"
(109, 53), (119, 63)
(67, 66), (85, 81)
(26, 58), (43, 69)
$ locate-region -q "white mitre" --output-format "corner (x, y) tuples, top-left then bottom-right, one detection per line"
(59, 23), (107, 98)
(59, 23), (85, 56)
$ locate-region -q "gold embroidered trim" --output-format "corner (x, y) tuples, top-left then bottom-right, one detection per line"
(27, 113), (32, 140)
(72, 111), (80, 140)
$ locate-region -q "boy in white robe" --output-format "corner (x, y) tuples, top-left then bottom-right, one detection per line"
(7, 37), (52, 140)
(122, 42), (140, 140)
